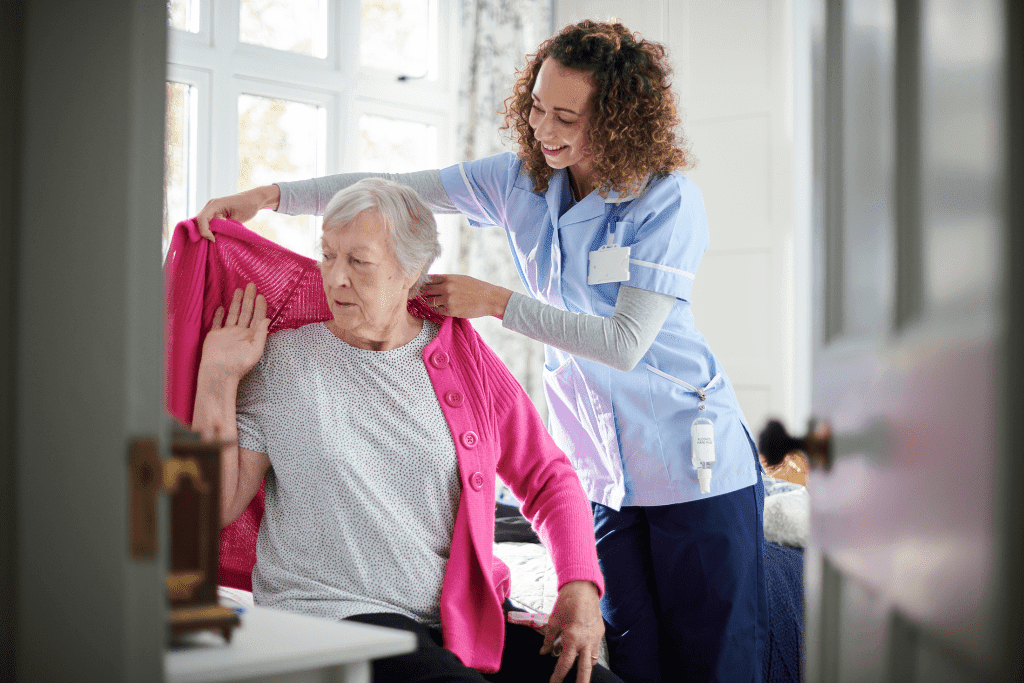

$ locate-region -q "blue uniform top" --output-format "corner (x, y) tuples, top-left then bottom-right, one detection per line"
(440, 152), (758, 510)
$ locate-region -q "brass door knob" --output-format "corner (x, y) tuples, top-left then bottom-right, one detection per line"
(758, 419), (833, 471)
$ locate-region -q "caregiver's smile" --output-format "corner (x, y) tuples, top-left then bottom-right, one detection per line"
(529, 57), (596, 195)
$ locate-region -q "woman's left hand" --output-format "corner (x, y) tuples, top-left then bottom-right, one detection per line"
(419, 274), (513, 319)
(541, 580), (604, 683)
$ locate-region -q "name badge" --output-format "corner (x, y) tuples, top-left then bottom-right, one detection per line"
(690, 418), (716, 469)
(588, 245), (631, 285)
(691, 416), (716, 494)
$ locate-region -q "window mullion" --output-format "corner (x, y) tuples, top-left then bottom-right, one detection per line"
(210, 0), (241, 201)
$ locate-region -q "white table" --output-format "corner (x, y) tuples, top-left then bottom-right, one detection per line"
(166, 603), (417, 683)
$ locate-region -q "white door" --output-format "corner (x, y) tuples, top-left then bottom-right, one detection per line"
(804, 0), (1022, 681)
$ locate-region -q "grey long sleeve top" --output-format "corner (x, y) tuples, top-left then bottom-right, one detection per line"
(277, 171), (675, 372)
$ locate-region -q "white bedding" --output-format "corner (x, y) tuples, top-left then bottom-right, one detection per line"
(762, 475), (810, 548)
(494, 541), (611, 668)
(493, 542), (559, 614)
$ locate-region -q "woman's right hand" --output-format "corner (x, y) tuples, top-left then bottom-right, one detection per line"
(195, 185), (281, 241)
(199, 283), (271, 383)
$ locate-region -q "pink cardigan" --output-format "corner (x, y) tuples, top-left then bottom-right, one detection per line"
(165, 217), (603, 672)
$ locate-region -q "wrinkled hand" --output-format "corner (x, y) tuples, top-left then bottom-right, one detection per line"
(199, 284), (271, 382)
(195, 185), (280, 241)
(541, 581), (604, 683)
(418, 274), (513, 319)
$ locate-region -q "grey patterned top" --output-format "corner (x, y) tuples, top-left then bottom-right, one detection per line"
(235, 319), (460, 626)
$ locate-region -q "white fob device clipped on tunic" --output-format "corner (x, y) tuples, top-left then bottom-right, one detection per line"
(588, 221), (631, 285)
(691, 417), (716, 494)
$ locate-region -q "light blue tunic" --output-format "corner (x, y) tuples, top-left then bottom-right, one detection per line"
(439, 152), (758, 510)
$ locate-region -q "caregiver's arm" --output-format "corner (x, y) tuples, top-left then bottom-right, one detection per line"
(195, 170), (455, 241)
(191, 284), (271, 526)
(504, 286), (674, 372)
(278, 169), (456, 216)
(427, 280), (674, 373)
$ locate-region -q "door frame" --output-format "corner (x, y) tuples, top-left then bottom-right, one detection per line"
(6, 1), (170, 680)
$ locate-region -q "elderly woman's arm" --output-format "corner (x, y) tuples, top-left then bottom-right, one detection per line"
(191, 284), (272, 527)
(481, 340), (605, 682)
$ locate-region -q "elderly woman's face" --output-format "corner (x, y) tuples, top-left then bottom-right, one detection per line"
(319, 209), (418, 344)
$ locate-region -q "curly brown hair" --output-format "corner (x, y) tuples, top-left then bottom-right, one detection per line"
(502, 20), (692, 197)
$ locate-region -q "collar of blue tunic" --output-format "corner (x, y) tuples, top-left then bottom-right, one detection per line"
(547, 170), (657, 228)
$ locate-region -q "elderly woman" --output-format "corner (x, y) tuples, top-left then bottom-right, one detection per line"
(191, 179), (620, 683)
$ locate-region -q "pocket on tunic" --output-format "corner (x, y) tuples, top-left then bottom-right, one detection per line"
(542, 357), (579, 461)
(643, 364), (721, 484)
(542, 356), (609, 469)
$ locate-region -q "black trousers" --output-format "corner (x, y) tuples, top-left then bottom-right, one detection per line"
(347, 606), (624, 683)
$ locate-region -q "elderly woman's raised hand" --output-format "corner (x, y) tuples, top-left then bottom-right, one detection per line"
(200, 283), (271, 382)
(195, 185), (281, 241)
(540, 580), (605, 683)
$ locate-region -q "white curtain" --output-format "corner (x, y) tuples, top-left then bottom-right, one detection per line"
(453, 0), (553, 418)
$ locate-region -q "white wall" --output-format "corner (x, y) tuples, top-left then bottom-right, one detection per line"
(555, 0), (811, 434)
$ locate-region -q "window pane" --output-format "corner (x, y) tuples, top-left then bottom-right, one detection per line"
(358, 115), (437, 172)
(238, 94), (325, 258)
(240, 0), (327, 58)
(358, 114), (454, 273)
(164, 82), (197, 258)
(167, 0), (199, 33)
(360, 0), (436, 78)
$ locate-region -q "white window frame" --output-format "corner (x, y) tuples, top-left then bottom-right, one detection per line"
(165, 65), (211, 224)
(167, 0), (460, 266)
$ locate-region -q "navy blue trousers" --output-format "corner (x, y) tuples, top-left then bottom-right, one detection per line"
(592, 474), (767, 683)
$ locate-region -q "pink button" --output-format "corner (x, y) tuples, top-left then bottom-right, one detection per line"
(430, 352), (450, 369)
(469, 472), (485, 491)
(461, 431), (479, 448)
(445, 391), (464, 407)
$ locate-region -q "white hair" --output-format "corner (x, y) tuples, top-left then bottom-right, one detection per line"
(321, 178), (442, 297)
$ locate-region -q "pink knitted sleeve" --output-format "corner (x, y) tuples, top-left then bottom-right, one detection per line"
(479, 342), (604, 596)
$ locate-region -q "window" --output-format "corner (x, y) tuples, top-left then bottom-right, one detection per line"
(164, 0), (458, 264)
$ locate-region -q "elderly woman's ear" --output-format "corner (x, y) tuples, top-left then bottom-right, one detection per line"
(408, 267), (427, 299)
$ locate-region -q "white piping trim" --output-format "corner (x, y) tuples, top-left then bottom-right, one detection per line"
(629, 259), (695, 280)
(458, 162), (489, 219)
(645, 365), (722, 399)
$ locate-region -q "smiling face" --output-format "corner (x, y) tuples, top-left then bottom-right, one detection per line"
(528, 57), (597, 194)
(319, 208), (421, 350)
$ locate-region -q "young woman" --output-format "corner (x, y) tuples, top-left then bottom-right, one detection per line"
(197, 21), (767, 683)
